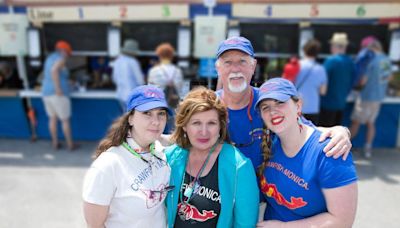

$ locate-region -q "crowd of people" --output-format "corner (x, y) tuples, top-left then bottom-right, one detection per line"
(29, 30), (392, 160)
(285, 33), (392, 158)
(81, 36), (363, 227)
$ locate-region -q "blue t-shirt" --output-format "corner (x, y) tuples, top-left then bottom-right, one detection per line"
(360, 53), (392, 102)
(41, 52), (70, 96)
(321, 54), (356, 110)
(295, 59), (327, 114)
(260, 130), (357, 221)
(216, 87), (264, 169)
(354, 48), (375, 86)
(216, 87), (315, 170)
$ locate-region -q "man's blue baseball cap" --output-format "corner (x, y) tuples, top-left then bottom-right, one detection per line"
(216, 36), (255, 58)
(126, 85), (172, 115)
(255, 78), (298, 109)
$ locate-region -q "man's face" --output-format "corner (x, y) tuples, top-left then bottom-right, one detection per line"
(216, 50), (256, 93)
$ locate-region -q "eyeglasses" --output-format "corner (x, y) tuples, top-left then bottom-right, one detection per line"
(149, 185), (175, 199)
(231, 127), (264, 148)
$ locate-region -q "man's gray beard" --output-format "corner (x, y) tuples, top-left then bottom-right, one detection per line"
(228, 81), (248, 93)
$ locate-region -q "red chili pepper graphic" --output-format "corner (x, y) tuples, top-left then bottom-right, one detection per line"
(260, 176), (307, 209)
(177, 202), (217, 222)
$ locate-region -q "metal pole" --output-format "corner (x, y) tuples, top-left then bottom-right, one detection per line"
(207, 6), (213, 89)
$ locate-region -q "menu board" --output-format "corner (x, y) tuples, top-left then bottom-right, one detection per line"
(42, 22), (108, 53)
(121, 22), (179, 52)
(240, 23), (299, 54)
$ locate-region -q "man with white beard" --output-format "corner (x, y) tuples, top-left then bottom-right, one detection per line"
(214, 36), (353, 170)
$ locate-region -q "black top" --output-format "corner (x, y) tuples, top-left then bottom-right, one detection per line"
(174, 156), (221, 228)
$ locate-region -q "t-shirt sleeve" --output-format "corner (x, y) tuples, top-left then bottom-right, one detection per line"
(82, 157), (116, 206)
(323, 58), (334, 77)
(318, 150), (358, 189)
(318, 66), (328, 86)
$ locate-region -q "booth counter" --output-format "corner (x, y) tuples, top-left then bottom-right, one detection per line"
(1, 89), (399, 148)
(17, 90), (122, 141)
(344, 96), (400, 148)
(0, 90), (31, 139)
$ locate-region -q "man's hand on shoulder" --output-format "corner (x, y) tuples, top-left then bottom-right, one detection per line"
(318, 126), (352, 160)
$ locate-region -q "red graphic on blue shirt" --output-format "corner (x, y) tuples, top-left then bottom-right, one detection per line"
(177, 202), (217, 222)
(260, 176), (307, 209)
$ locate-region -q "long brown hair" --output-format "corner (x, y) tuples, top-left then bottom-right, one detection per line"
(171, 86), (229, 149)
(93, 111), (132, 159)
(256, 96), (300, 177)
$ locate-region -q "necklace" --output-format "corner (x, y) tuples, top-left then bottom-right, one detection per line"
(221, 88), (253, 121)
(122, 142), (159, 164)
(179, 142), (219, 204)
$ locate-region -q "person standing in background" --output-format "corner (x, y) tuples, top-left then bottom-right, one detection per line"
(353, 36), (377, 89)
(90, 56), (111, 88)
(349, 39), (392, 158)
(295, 39), (327, 124)
(0, 61), (23, 89)
(320, 33), (356, 127)
(41, 40), (77, 151)
(112, 39), (145, 111)
(282, 56), (300, 83)
(148, 43), (183, 133)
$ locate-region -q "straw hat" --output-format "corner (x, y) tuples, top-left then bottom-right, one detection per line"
(121, 39), (140, 55)
(330, 33), (349, 46)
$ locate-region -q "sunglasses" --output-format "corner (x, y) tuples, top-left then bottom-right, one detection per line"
(146, 185), (175, 200)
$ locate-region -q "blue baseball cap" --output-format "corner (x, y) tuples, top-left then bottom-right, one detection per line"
(216, 36), (254, 58)
(126, 85), (172, 115)
(255, 78), (298, 109)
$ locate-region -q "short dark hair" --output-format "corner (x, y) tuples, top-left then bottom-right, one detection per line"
(303, 39), (321, 57)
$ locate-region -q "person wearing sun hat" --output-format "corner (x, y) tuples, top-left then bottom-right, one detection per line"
(320, 33), (356, 127)
(148, 42), (184, 133)
(112, 39), (145, 111)
(83, 85), (172, 228)
(41, 40), (77, 151)
(255, 78), (358, 228)
(354, 36), (377, 89)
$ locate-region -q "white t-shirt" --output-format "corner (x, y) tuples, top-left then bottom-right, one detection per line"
(111, 54), (145, 103)
(82, 138), (171, 228)
(147, 63), (184, 98)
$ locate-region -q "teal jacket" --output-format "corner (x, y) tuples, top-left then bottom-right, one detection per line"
(165, 142), (259, 228)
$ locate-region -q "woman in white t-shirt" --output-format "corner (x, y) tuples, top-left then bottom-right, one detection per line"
(82, 85), (173, 228)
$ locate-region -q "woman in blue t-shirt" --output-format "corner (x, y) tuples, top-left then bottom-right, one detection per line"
(255, 78), (358, 227)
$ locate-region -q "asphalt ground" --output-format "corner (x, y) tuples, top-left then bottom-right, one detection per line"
(0, 138), (399, 228)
